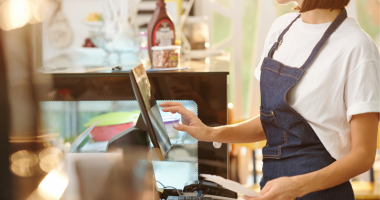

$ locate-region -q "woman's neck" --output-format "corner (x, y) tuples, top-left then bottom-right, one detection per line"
(301, 9), (342, 24)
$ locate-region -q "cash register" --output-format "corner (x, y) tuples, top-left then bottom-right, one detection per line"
(106, 64), (237, 200)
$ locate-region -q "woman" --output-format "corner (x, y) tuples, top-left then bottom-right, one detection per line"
(160, 0), (380, 199)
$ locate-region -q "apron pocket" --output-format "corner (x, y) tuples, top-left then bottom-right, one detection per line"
(260, 107), (281, 127)
(260, 107), (286, 159)
(262, 145), (282, 159)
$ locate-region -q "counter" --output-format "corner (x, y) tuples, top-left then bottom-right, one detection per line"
(37, 56), (231, 184)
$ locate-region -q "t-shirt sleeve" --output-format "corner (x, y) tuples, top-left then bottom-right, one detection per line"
(345, 60), (380, 122)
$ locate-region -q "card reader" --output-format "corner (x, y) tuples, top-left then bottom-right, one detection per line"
(183, 180), (237, 199)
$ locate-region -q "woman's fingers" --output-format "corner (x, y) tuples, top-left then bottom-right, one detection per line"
(251, 193), (272, 200)
(259, 183), (272, 195)
(173, 123), (192, 132)
(243, 192), (274, 200)
(159, 101), (183, 107)
(241, 184), (273, 200)
(162, 106), (193, 117)
(242, 195), (258, 200)
(242, 195), (265, 200)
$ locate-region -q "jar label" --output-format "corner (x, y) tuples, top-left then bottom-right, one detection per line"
(153, 20), (175, 46)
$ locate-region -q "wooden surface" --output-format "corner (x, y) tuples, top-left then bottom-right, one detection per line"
(39, 58), (230, 75)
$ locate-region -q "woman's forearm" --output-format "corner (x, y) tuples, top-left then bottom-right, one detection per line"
(209, 115), (266, 143)
(292, 149), (375, 197)
(292, 113), (379, 197)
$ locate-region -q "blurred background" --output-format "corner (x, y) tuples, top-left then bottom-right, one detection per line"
(0, 0), (379, 199)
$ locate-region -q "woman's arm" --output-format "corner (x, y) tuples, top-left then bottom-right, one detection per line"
(159, 102), (266, 143)
(293, 113), (379, 196)
(245, 113), (379, 200)
(211, 116), (266, 143)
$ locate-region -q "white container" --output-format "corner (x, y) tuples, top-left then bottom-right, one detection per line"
(151, 46), (181, 69)
(163, 115), (180, 139)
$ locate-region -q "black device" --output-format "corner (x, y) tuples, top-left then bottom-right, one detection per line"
(183, 180), (237, 199)
(161, 180), (237, 200)
(107, 64), (172, 161)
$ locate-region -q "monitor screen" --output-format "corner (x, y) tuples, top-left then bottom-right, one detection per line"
(131, 65), (172, 159)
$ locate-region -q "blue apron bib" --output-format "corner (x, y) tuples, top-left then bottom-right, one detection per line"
(259, 9), (354, 199)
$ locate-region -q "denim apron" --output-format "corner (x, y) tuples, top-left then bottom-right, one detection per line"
(259, 9), (355, 199)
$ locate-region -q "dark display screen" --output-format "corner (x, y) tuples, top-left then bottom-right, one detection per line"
(132, 65), (172, 156)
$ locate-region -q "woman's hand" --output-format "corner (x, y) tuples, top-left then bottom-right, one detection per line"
(159, 101), (214, 142)
(243, 177), (300, 200)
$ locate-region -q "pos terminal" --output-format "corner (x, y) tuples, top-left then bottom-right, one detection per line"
(106, 64), (237, 200)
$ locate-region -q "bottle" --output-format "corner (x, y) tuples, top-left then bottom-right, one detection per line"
(147, 0), (176, 62)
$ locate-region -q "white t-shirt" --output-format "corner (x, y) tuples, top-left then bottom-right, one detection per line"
(255, 12), (380, 160)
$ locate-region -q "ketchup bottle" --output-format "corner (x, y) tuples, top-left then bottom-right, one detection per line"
(147, 0), (176, 62)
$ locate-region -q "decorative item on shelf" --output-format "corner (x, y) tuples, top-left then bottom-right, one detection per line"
(87, 0), (141, 63)
(82, 12), (103, 30)
(47, 0), (73, 48)
(85, 12), (103, 22)
(82, 38), (96, 48)
(147, 0), (176, 63)
(177, 0), (225, 59)
(83, 111), (140, 142)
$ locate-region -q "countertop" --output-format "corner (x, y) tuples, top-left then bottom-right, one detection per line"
(38, 53), (230, 76)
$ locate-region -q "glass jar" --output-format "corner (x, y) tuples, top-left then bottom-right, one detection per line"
(151, 46), (181, 69)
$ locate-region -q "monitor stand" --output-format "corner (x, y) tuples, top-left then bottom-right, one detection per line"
(106, 114), (165, 161)
(106, 114), (149, 151)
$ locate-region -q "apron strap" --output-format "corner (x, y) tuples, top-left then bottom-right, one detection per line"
(268, 14), (301, 58)
(300, 9), (348, 70)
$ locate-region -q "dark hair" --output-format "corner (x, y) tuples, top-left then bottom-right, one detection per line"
(294, 0), (350, 13)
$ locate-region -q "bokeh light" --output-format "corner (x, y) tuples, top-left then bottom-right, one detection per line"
(0, 1), (13, 31)
(9, 0), (33, 29)
(34, 0), (53, 23)
(10, 150), (39, 177)
(39, 162), (58, 173)
(39, 147), (63, 173)
(28, 0), (39, 24)
(0, 0), (43, 31)
(10, 162), (35, 177)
